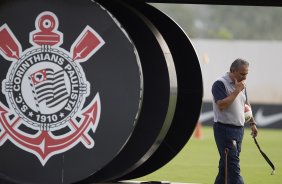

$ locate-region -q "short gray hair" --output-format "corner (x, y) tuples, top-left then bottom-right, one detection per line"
(230, 58), (249, 72)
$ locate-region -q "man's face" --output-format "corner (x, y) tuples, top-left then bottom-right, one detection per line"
(233, 65), (249, 82)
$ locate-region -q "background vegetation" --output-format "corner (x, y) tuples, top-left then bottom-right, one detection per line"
(151, 4), (282, 40)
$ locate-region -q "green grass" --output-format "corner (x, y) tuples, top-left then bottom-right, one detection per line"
(134, 126), (282, 184)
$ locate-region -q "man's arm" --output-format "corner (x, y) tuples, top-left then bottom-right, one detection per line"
(217, 88), (241, 111)
(213, 79), (245, 111)
(246, 103), (258, 137)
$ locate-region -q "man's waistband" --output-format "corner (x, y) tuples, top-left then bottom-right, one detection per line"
(215, 122), (243, 129)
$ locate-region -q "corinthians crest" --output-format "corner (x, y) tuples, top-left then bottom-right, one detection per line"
(0, 11), (104, 165)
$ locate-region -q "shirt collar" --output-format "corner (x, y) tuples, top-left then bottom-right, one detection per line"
(224, 72), (234, 84)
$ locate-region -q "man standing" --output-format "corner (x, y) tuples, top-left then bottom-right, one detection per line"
(212, 58), (258, 184)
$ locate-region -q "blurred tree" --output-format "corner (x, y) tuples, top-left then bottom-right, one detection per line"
(151, 4), (282, 40)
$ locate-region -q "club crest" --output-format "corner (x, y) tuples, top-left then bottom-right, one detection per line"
(0, 11), (104, 165)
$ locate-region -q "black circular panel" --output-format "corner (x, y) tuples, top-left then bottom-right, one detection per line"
(119, 2), (203, 180)
(0, 0), (203, 183)
(81, 0), (177, 182)
(0, 0), (142, 183)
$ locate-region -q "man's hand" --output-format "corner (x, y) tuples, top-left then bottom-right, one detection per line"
(250, 123), (258, 138)
(234, 78), (245, 92)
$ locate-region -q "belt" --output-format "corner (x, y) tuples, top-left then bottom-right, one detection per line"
(215, 122), (243, 129)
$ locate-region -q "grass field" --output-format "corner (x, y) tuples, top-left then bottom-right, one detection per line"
(134, 126), (282, 184)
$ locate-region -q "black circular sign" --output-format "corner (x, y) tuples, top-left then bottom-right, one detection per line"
(82, 0), (178, 182)
(0, 0), (203, 184)
(118, 2), (203, 180)
(0, 0), (142, 183)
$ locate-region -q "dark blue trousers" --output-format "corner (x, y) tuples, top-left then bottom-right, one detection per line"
(213, 122), (244, 184)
